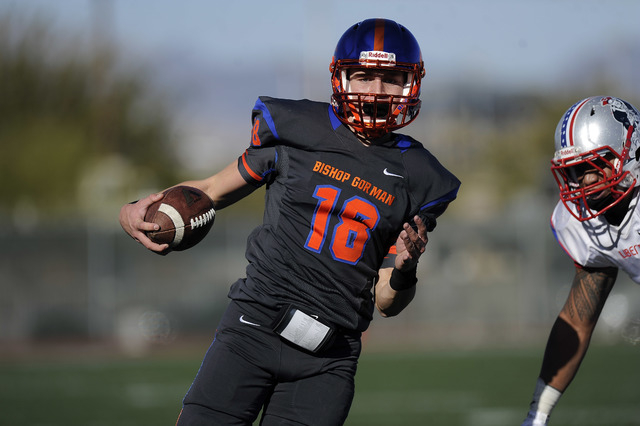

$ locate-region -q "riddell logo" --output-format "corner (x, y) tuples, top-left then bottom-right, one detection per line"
(555, 147), (577, 158)
(360, 51), (396, 64)
(366, 51), (388, 58)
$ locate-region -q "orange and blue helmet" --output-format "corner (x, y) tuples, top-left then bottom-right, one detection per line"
(330, 18), (425, 138)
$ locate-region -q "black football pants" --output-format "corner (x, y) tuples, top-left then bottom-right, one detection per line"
(176, 300), (362, 426)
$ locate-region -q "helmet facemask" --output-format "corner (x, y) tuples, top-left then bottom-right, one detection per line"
(330, 60), (423, 139)
(552, 148), (634, 221)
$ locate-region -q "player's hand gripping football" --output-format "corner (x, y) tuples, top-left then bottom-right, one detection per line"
(394, 215), (428, 271)
(119, 193), (170, 253)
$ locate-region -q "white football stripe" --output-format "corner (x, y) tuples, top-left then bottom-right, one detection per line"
(158, 203), (184, 247)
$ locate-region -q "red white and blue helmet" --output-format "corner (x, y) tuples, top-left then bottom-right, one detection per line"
(330, 18), (425, 137)
(552, 96), (640, 221)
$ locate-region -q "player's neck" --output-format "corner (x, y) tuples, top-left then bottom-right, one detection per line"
(349, 126), (393, 146)
(604, 191), (635, 226)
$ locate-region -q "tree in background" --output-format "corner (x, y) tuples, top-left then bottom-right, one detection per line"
(0, 12), (180, 225)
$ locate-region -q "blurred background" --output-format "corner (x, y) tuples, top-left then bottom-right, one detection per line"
(1, 1), (640, 425)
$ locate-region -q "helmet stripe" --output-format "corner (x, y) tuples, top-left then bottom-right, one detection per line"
(374, 19), (385, 51)
(562, 98), (590, 148)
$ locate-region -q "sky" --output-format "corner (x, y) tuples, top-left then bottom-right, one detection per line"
(3, 0), (640, 170)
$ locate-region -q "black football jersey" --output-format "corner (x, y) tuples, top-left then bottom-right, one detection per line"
(229, 97), (460, 332)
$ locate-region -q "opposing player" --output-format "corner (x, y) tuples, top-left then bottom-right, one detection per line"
(522, 96), (640, 425)
(120, 18), (460, 425)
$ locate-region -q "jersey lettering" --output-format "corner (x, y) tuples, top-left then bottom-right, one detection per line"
(619, 244), (640, 259)
(313, 161), (351, 182)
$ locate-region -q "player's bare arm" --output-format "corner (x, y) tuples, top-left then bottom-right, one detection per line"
(120, 161), (255, 252)
(180, 161), (256, 210)
(540, 265), (617, 392)
(375, 215), (428, 317)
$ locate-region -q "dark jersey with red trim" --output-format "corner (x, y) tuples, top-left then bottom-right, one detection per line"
(229, 96), (460, 332)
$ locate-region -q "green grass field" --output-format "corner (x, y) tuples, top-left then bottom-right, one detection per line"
(1, 343), (638, 425)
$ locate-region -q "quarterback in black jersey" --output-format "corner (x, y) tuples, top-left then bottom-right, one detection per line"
(120, 18), (460, 426)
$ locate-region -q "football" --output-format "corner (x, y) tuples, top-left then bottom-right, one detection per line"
(145, 186), (216, 251)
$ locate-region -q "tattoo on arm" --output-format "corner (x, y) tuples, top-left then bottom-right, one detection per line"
(565, 266), (617, 322)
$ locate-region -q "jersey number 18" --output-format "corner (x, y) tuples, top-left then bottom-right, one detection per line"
(305, 185), (380, 265)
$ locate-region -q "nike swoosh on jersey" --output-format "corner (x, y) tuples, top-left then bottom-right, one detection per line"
(383, 168), (404, 178)
(239, 315), (260, 327)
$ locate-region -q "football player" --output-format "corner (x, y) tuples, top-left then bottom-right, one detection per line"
(522, 96), (640, 425)
(120, 18), (460, 425)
